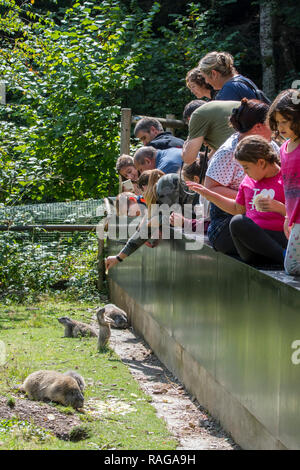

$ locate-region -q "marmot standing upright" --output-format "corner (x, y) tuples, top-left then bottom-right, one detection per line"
(58, 316), (97, 338)
(96, 309), (113, 350)
(20, 370), (85, 409)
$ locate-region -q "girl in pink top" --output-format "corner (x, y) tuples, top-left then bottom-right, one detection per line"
(186, 135), (287, 266)
(268, 89), (300, 275)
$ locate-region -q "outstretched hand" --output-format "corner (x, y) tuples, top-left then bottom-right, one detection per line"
(185, 181), (209, 197)
(105, 256), (119, 273)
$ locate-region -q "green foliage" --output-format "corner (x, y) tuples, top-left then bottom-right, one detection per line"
(0, 208), (100, 303)
(0, 1), (264, 204)
(0, 0), (298, 206)
(6, 396), (16, 408)
(121, 1), (261, 119)
(0, 0), (149, 203)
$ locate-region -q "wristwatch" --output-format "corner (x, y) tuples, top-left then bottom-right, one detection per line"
(116, 255), (123, 263)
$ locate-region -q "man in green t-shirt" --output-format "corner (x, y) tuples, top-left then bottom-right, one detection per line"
(182, 100), (240, 164)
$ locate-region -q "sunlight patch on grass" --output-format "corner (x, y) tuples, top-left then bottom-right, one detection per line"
(86, 397), (137, 418)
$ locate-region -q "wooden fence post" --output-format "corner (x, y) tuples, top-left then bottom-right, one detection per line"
(120, 108), (132, 155)
(119, 108), (132, 191)
(97, 238), (105, 291)
(166, 114), (175, 134)
(0, 82), (6, 105)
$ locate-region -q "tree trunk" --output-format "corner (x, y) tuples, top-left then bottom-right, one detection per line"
(279, 28), (295, 73)
(260, 0), (276, 99)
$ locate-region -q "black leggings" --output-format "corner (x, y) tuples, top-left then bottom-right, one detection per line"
(229, 215), (287, 265)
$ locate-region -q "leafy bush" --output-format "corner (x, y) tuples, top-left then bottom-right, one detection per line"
(0, 0), (299, 207)
(0, 0), (151, 203)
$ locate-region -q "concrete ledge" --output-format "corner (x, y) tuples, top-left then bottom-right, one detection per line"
(109, 278), (287, 450)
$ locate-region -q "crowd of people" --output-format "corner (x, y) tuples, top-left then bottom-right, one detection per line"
(105, 51), (300, 277)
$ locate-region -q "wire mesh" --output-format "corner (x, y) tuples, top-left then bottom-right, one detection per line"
(0, 199), (107, 299)
(0, 198), (106, 249)
(0, 199), (105, 225)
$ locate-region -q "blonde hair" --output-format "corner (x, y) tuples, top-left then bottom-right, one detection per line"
(138, 169), (164, 216)
(198, 51), (236, 77)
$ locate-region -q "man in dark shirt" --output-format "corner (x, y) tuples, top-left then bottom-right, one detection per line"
(134, 117), (184, 150)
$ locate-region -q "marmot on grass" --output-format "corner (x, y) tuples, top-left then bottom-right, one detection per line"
(96, 309), (113, 350)
(20, 370), (85, 409)
(96, 304), (128, 329)
(58, 316), (97, 338)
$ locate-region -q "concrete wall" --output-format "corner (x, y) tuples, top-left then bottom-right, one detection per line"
(107, 236), (300, 449)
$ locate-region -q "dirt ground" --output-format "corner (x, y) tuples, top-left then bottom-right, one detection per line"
(109, 327), (240, 450)
(0, 395), (81, 440)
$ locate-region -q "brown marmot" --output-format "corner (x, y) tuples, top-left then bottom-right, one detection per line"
(96, 309), (113, 350)
(96, 304), (128, 329)
(58, 316), (97, 338)
(20, 370), (85, 409)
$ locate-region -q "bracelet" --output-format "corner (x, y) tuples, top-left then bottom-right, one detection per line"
(116, 255), (123, 263)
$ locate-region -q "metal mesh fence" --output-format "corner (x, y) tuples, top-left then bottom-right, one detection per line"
(0, 199), (105, 225)
(0, 199), (108, 300)
(0, 198), (107, 254)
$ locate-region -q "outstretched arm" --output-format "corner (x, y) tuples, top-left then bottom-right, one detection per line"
(186, 181), (245, 216)
(204, 176), (238, 200)
(105, 213), (160, 272)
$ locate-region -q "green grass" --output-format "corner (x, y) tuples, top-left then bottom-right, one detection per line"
(0, 296), (177, 450)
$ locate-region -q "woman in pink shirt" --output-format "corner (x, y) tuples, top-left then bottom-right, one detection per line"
(268, 89), (300, 275)
(186, 135), (287, 266)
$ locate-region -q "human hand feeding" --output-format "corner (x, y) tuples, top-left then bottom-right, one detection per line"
(185, 181), (209, 197)
(144, 228), (162, 248)
(105, 256), (121, 273)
